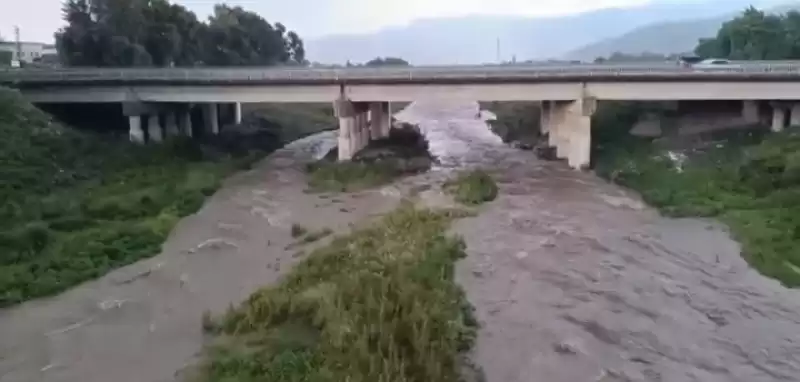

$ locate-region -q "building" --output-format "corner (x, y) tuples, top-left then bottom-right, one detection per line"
(0, 41), (50, 64)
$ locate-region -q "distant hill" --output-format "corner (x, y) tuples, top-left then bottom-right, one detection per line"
(305, 0), (784, 65)
(565, 2), (800, 60)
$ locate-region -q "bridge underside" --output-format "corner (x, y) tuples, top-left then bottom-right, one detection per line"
(14, 80), (800, 170)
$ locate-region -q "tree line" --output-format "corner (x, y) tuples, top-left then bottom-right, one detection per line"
(56, 0), (305, 67)
(696, 6), (800, 60)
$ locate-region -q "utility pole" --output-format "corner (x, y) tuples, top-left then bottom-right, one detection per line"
(14, 26), (21, 64)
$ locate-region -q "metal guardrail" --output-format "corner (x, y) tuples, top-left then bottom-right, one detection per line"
(4, 62), (800, 85)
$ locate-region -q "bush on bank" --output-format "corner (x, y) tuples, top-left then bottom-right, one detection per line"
(0, 88), (334, 307)
(197, 205), (477, 382)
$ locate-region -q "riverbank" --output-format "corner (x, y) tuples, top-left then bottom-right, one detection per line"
(0, 88), (336, 307)
(483, 100), (800, 287)
(593, 123), (800, 287)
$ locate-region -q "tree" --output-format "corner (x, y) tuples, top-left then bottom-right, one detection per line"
(55, 0), (305, 67)
(202, 5), (302, 66)
(694, 6), (797, 60)
(363, 57), (411, 67)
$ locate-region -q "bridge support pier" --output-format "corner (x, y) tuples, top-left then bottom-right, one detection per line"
(540, 101), (551, 136)
(335, 99), (374, 160)
(369, 101), (391, 139)
(335, 99), (356, 160)
(128, 115), (145, 144)
(790, 104), (800, 127)
(234, 102), (242, 124)
(181, 109), (193, 137)
(743, 100), (760, 124)
(165, 112), (180, 137)
(148, 114), (164, 143)
(204, 104), (220, 135)
(547, 99), (593, 170)
(772, 105), (787, 132)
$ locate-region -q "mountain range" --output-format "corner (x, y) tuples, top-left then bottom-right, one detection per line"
(305, 0), (790, 65)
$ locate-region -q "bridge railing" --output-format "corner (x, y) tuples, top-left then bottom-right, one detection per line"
(4, 62), (800, 84)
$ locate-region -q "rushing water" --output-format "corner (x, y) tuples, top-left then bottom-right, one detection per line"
(398, 100), (800, 382)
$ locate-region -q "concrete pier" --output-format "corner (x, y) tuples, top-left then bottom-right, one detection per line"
(164, 113), (180, 137)
(181, 110), (193, 137)
(148, 114), (163, 142)
(540, 101), (551, 136)
(772, 106), (786, 132)
(234, 102), (242, 124)
(543, 99), (593, 170)
(129, 115), (144, 144)
(743, 100), (760, 124)
(334, 99), (375, 160)
(369, 102), (390, 139)
(205, 104), (219, 135)
(791, 104), (800, 127)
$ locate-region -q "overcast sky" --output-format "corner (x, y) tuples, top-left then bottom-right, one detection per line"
(1, 0), (655, 43)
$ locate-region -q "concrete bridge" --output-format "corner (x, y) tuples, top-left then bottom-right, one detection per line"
(4, 64), (800, 169)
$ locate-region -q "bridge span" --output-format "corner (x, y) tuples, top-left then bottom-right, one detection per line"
(3, 64), (800, 169)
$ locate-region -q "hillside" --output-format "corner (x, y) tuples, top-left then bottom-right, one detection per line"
(305, 0), (781, 65)
(565, 2), (800, 60)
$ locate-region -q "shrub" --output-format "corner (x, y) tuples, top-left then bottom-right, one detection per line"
(445, 170), (499, 205)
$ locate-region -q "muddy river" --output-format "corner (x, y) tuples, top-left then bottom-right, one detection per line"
(1, 101), (799, 382)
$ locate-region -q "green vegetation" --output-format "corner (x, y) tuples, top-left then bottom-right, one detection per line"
(58, 0), (305, 67)
(589, 6), (800, 287)
(696, 7), (800, 60)
(0, 88), (334, 306)
(243, 104), (337, 142)
(445, 170), (498, 206)
(363, 57), (411, 66)
(594, 114), (800, 286)
(305, 124), (433, 193)
(198, 205), (476, 382)
(481, 101), (541, 144)
(305, 161), (403, 192)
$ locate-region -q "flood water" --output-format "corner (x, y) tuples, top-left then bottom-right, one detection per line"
(1, 100), (799, 382)
(397, 100), (800, 382)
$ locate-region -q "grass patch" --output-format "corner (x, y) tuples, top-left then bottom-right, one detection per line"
(0, 88), (335, 307)
(445, 170), (499, 205)
(305, 161), (403, 192)
(196, 205), (477, 382)
(595, 121), (800, 287)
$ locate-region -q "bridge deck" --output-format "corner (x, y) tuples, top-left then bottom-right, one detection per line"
(4, 63), (800, 86)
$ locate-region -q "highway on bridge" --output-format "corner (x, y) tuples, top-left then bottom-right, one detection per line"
(4, 62), (800, 86)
